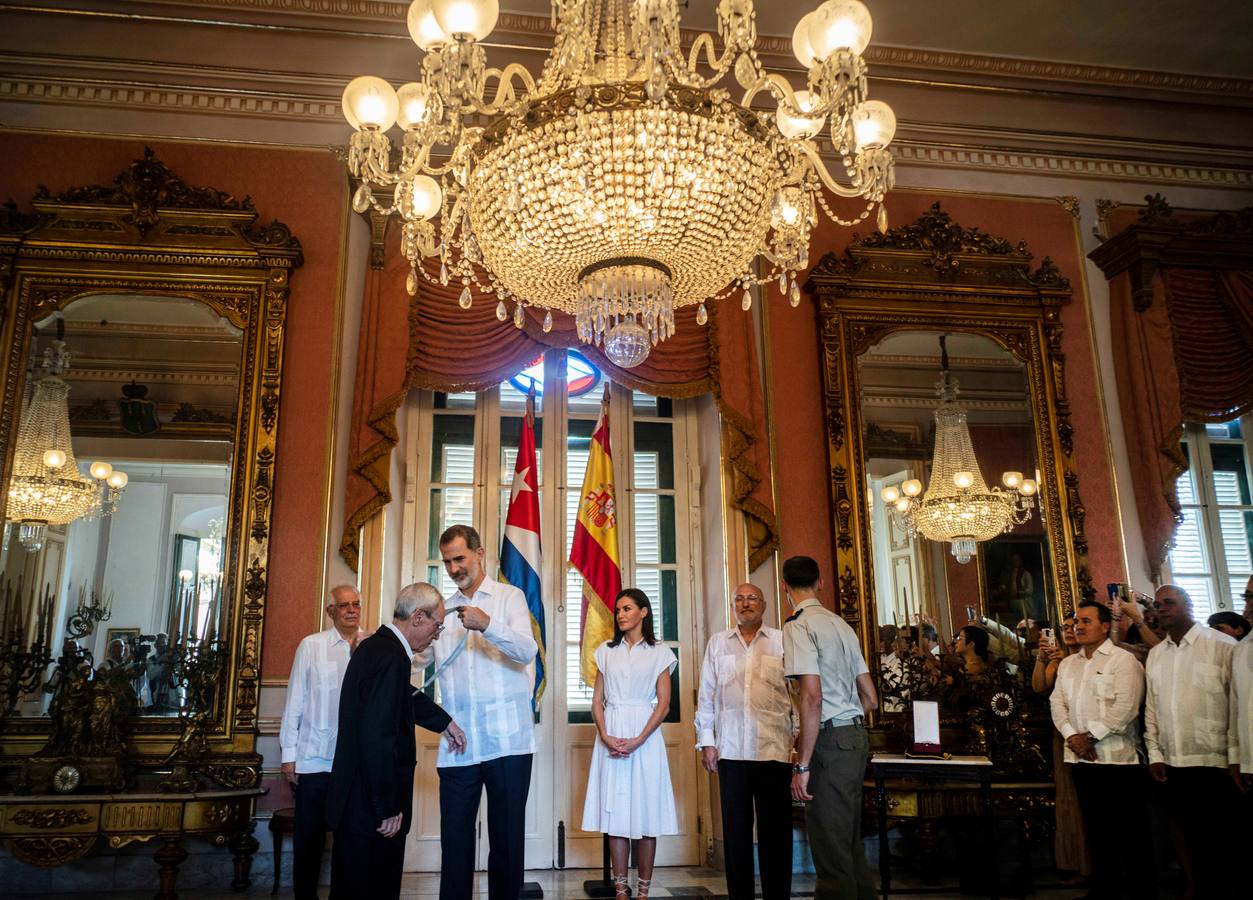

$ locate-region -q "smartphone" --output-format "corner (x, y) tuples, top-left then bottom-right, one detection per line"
(1040, 627), (1055, 649)
(964, 605), (977, 622)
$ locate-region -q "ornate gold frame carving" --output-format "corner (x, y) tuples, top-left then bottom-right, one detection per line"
(0, 149), (302, 775)
(809, 203), (1091, 658)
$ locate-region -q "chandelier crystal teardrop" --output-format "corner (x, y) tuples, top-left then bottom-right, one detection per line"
(880, 337), (1037, 564)
(341, 0), (896, 367)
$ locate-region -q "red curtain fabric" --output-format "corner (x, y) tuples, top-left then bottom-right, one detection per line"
(1110, 273), (1187, 576)
(1162, 268), (1253, 422)
(342, 247), (778, 570)
(1109, 266), (1253, 576)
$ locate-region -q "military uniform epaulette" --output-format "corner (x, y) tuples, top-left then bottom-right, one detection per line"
(784, 607), (806, 624)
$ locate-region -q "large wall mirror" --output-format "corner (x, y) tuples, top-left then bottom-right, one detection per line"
(0, 150), (301, 783)
(859, 330), (1053, 639)
(811, 204), (1093, 685)
(2, 294), (241, 717)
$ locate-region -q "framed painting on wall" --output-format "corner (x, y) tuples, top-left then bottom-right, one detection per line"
(104, 627), (140, 646)
(978, 535), (1052, 628)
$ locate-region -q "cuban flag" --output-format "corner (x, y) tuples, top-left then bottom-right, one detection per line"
(500, 386), (547, 711)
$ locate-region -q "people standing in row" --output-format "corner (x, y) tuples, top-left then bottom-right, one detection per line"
(433, 524), (539, 900)
(782, 555), (878, 900)
(279, 585), (363, 900)
(583, 588), (678, 900)
(326, 583), (465, 898)
(695, 583), (793, 900)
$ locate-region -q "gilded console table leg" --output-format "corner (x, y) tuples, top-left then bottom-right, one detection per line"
(154, 836), (188, 900)
(229, 824), (260, 892)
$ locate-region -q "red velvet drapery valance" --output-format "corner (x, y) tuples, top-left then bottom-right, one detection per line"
(343, 233), (778, 572)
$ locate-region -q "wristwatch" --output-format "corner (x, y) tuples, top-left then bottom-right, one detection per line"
(792, 764), (810, 774)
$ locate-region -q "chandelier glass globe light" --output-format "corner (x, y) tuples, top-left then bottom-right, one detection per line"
(341, 0), (897, 367)
(5, 340), (126, 552)
(880, 338), (1037, 564)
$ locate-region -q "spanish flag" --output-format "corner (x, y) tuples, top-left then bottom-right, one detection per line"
(569, 385), (622, 688)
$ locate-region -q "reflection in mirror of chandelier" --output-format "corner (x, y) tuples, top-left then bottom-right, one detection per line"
(342, 0), (897, 367)
(811, 204), (1091, 663)
(880, 335), (1038, 565)
(0, 147), (301, 851)
(6, 332), (128, 553)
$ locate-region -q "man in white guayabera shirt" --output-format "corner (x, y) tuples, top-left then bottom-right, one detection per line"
(1049, 600), (1150, 899)
(433, 524), (538, 900)
(696, 583), (794, 900)
(279, 585), (363, 900)
(1230, 577), (1253, 836)
(1144, 584), (1240, 899)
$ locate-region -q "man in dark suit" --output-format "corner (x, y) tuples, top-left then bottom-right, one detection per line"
(327, 583), (466, 898)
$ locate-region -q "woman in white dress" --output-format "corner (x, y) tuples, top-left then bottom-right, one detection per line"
(582, 588), (678, 899)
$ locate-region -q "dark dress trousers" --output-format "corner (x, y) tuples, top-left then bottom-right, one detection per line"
(326, 627), (450, 899)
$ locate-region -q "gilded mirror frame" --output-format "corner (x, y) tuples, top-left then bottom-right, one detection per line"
(0, 150), (302, 779)
(809, 204), (1093, 669)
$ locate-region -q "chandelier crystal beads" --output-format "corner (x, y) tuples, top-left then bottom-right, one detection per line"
(881, 339), (1036, 564)
(341, 0), (896, 366)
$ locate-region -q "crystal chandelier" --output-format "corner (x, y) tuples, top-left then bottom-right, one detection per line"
(879, 337), (1036, 564)
(5, 340), (127, 553)
(341, 0), (896, 367)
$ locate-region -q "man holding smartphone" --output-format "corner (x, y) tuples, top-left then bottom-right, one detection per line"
(1050, 600), (1150, 899)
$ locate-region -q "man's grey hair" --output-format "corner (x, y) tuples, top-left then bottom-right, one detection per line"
(394, 583), (442, 621)
(326, 584), (360, 609)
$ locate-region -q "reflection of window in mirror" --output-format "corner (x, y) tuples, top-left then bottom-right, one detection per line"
(858, 331), (1045, 641)
(1, 293), (242, 717)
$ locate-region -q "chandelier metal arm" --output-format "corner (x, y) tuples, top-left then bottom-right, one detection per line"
(745, 71), (831, 122)
(794, 142), (873, 199)
(473, 63), (539, 115)
(680, 32), (740, 88)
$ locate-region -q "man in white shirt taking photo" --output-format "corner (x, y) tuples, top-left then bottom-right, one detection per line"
(278, 584), (363, 900)
(696, 583), (793, 900)
(1049, 599), (1149, 899)
(434, 524), (539, 900)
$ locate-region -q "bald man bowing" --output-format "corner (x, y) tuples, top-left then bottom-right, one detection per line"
(327, 584), (466, 899)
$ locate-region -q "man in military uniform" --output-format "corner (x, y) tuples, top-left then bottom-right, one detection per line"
(782, 555), (878, 900)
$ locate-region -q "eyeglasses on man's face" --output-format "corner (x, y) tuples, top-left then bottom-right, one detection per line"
(334, 601), (362, 610)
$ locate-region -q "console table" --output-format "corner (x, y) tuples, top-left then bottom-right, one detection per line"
(0, 786), (263, 899)
(870, 754), (997, 899)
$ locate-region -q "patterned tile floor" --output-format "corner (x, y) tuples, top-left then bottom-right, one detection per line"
(32, 866), (1085, 898)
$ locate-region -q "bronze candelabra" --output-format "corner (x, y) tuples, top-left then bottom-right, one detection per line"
(0, 579), (55, 715)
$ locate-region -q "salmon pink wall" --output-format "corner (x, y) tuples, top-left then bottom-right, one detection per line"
(769, 190), (1124, 620)
(0, 133), (346, 679)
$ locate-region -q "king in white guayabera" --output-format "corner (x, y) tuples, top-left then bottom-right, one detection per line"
(341, 0), (896, 367)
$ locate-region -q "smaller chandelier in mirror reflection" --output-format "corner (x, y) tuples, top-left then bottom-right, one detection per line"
(5, 337), (127, 553)
(881, 337), (1037, 564)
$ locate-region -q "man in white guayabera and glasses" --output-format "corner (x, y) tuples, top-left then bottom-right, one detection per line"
(279, 585), (363, 900)
(696, 582), (794, 900)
